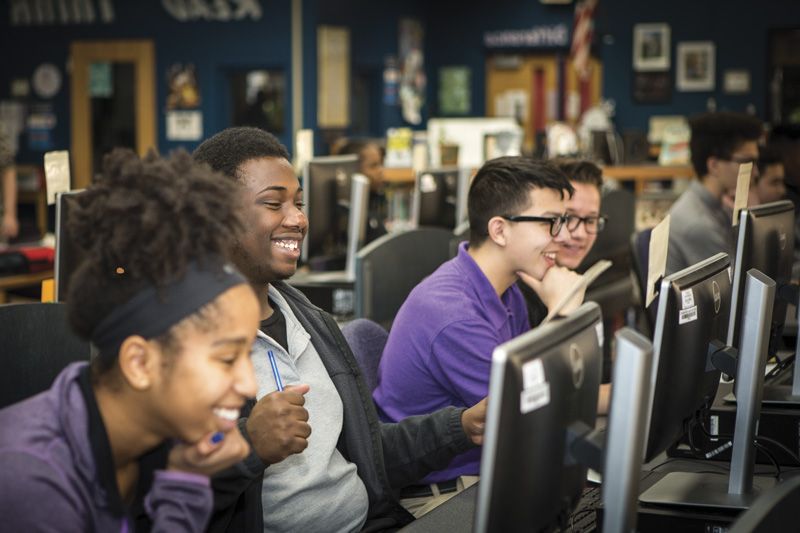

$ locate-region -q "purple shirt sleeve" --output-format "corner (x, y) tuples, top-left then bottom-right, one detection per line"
(0, 451), (88, 532)
(144, 470), (213, 533)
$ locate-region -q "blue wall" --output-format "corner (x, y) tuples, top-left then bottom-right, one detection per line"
(0, 1), (294, 164)
(1, 0), (799, 165)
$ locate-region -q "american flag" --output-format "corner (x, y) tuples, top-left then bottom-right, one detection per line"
(571, 0), (597, 80)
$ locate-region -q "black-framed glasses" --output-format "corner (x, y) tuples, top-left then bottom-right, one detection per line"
(720, 156), (758, 166)
(565, 214), (608, 234)
(501, 214), (568, 237)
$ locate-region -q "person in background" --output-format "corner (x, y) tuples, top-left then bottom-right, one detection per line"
(0, 132), (19, 240)
(0, 149), (260, 531)
(666, 112), (762, 275)
(334, 138), (388, 243)
(373, 157), (585, 516)
(768, 125), (800, 279)
(749, 146), (786, 206)
(193, 127), (487, 533)
(518, 159), (605, 326)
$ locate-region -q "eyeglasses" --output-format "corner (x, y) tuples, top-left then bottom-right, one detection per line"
(501, 214), (568, 237)
(721, 156), (758, 166)
(565, 214), (608, 234)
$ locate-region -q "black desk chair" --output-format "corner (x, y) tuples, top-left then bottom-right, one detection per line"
(355, 227), (453, 329)
(728, 476), (800, 532)
(0, 302), (90, 408)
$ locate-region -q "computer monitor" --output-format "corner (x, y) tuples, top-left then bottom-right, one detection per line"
(728, 200), (794, 356)
(411, 167), (470, 229)
(475, 302), (603, 533)
(640, 254), (777, 509)
(54, 190), (86, 302)
(301, 155), (361, 269)
(643, 253), (733, 462)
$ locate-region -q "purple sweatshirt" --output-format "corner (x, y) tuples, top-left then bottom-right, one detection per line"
(0, 362), (213, 532)
(374, 242), (530, 481)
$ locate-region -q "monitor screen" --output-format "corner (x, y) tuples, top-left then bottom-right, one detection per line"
(413, 167), (470, 229)
(475, 303), (602, 533)
(728, 200), (794, 352)
(301, 155), (361, 269)
(54, 190), (86, 302)
(644, 253), (732, 461)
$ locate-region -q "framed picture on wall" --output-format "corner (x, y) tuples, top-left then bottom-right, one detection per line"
(632, 71), (672, 104)
(633, 23), (670, 72)
(229, 69), (286, 133)
(677, 41), (716, 91)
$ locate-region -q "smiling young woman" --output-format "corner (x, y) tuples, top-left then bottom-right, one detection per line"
(0, 149), (260, 532)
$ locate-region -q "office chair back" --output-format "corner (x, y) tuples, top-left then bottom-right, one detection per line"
(630, 227), (657, 336)
(340, 318), (388, 393)
(355, 227), (453, 328)
(0, 302), (91, 408)
(579, 187), (635, 285)
(729, 476), (800, 532)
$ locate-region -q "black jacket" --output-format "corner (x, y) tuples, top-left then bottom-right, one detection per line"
(209, 281), (475, 532)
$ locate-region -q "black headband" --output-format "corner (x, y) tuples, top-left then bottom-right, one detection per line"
(91, 259), (247, 358)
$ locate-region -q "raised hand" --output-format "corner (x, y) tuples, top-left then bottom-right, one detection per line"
(246, 384), (312, 465)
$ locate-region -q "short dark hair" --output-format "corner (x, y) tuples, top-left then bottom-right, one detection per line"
(193, 127), (290, 179)
(756, 145), (784, 180)
(468, 157), (573, 247)
(334, 138), (384, 162)
(552, 158), (603, 190)
(67, 149), (244, 374)
(689, 112), (763, 177)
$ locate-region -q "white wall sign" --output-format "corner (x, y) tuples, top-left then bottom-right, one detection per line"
(161, 0), (262, 21)
(484, 24), (569, 48)
(166, 111), (203, 141)
(10, 0), (115, 25)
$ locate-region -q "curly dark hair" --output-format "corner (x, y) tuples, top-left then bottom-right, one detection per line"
(193, 126), (290, 179)
(66, 149), (245, 358)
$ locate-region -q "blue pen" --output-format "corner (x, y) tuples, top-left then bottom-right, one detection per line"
(267, 350), (284, 392)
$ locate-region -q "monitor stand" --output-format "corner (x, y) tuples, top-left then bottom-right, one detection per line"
(726, 300), (800, 405)
(640, 269), (778, 510)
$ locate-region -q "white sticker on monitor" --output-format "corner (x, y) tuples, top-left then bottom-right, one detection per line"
(679, 306), (698, 325)
(520, 382), (550, 414)
(522, 358), (546, 390)
(595, 322), (604, 348)
(681, 288), (695, 309)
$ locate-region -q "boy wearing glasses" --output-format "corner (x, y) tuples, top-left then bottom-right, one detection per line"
(518, 159), (605, 326)
(373, 157), (583, 515)
(666, 112), (762, 275)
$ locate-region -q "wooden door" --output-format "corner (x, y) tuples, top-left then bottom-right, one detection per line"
(486, 54), (602, 152)
(70, 40), (156, 189)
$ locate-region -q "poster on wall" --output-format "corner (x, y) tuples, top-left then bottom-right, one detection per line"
(676, 41), (715, 92)
(166, 64), (201, 109)
(438, 66), (471, 116)
(27, 103), (57, 152)
(632, 72), (671, 104)
(230, 70), (286, 133)
(166, 110), (203, 141)
(632, 24), (670, 72)
(399, 18), (425, 125)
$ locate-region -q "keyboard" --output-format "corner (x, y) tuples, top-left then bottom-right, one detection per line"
(560, 485), (601, 532)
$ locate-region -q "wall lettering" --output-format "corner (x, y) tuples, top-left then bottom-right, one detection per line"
(10, 0), (115, 25)
(161, 0), (262, 21)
